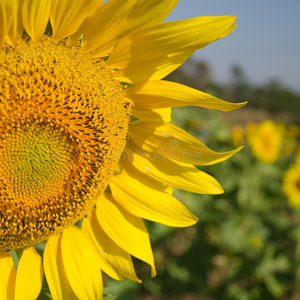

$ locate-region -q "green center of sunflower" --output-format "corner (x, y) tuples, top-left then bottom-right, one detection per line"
(1, 125), (74, 201)
(0, 38), (131, 251)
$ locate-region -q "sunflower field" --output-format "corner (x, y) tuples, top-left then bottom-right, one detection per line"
(103, 71), (300, 300)
(1, 1), (299, 299)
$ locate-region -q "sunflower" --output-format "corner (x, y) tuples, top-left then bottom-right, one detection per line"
(231, 125), (244, 147)
(247, 120), (282, 164)
(282, 164), (300, 207)
(0, 0), (245, 299)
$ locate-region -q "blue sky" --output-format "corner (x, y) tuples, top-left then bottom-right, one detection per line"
(165, 0), (300, 92)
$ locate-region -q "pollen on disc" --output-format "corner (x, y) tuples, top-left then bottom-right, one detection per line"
(0, 38), (131, 251)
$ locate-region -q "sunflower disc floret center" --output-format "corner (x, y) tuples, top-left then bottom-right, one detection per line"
(1, 125), (74, 202)
(0, 38), (131, 251)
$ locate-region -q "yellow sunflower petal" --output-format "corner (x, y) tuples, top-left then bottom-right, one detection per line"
(0, 0), (18, 46)
(97, 193), (156, 277)
(83, 0), (179, 56)
(121, 139), (223, 194)
(0, 252), (16, 300)
(82, 212), (141, 283)
(44, 235), (77, 300)
(129, 122), (243, 165)
(50, 0), (102, 41)
(110, 170), (198, 227)
(5, 0), (23, 45)
(21, 0), (51, 41)
(61, 226), (103, 300)
(107, 15), (236, 69)
(15, 247), (43, 300)
(132, 107), (171, 123)
(115, 51), (193, 83)
(81, 217), (126, 281)
(126, 80), (246, 111)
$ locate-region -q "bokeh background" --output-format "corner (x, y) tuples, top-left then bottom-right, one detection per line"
(103, 2), (300, 299)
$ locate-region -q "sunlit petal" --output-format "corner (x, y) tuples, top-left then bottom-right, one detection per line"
(50, 0), (102, 41)
(126, 80), (246, 111)
(129, 122), (243, 165)
(0, 252), (16, 300)
(132, 107), (171, 123)
(82, 213), (141, 282)
(44, 235), (77, 300)
(0, 0), (19, 46)
(107, 16), (236, 69)
(15, 247), (43, 300)
(110, 170), (198, 227)
(83, 0), (179, 56)
(61, 226), (102, 300)
(121, 139), (224, 194)
(97, 193), (156, 277)
(21, 0), (51, 41)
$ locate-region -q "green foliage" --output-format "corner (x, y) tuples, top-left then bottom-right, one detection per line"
(106, 107), (300, 300)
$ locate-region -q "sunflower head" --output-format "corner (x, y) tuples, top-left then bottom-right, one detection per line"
(0, 1), (244, 299)
(247, 120), (282, 164)
(0, 37), (131, 251)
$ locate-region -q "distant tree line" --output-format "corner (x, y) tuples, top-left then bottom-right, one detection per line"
(165, 59), (300, 123)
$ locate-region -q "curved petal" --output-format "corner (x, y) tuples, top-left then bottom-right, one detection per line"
(121, 139), (224, 194)
(82, 213), (141, 283)
(61, 226), (102, 300)
(110, 170), (198, 227)
(15, 247), (43, 300)
(44, 235), (77, 300)
(129, 122), (243, 165)
(21, 0), (51, 41)
(0, 252), (16, 300)
(126, 80), (247, 111)
(97, 193), (156, 277)
(83, 0), (179, 56)
(115, 51), (193, 83)
(107, 15), (236, 68)
(50, 0), (102, 41)
(0, 0), (19, 47)
(5, 0), (23, 45)
(132, 107), (171, 123)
